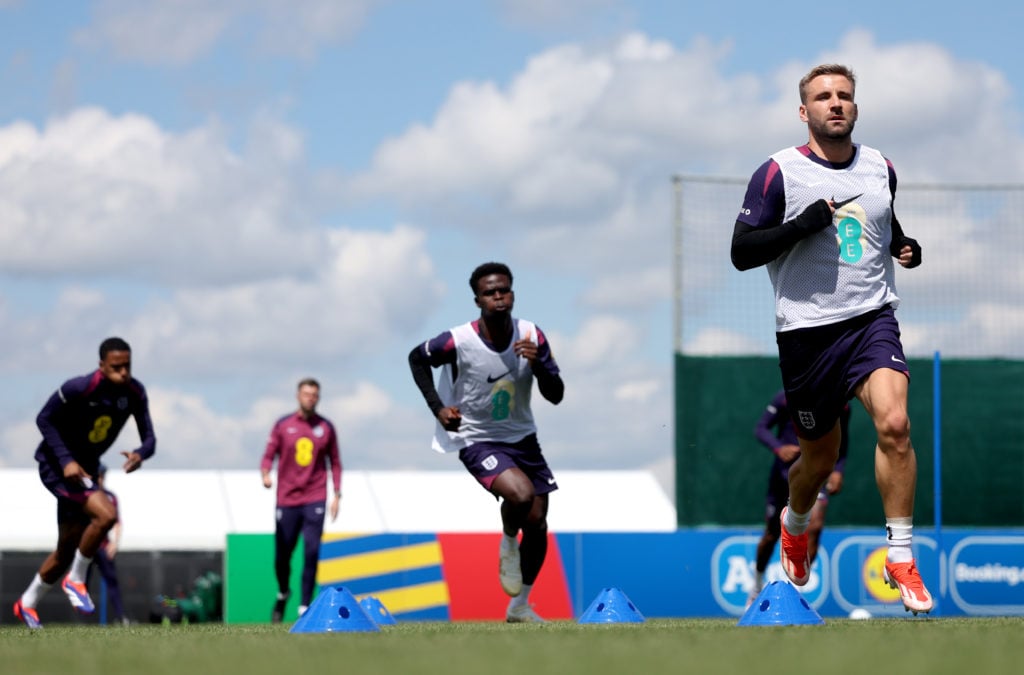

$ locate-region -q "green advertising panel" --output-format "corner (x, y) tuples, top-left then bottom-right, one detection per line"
(224, 534), (313, 624)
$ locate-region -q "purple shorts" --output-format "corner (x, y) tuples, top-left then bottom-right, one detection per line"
(458, 434), (558, 495)
(776, 305), (909, 441)
(38, 461), (100, 525)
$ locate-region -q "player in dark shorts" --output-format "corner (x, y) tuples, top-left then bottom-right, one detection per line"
(409, 262), (564, 623)
(13, 337), (156, 629)
(731, 64), (932, 614)
(747, 390), (849, 607)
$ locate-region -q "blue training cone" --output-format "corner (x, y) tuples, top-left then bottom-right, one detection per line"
(289, 586), (380, 633)
(578, 587), (645, 623)
(359, 596), (397, 626)
(738, 580), (825, 626)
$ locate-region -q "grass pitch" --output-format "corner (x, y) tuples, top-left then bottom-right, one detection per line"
(2, 617), (1022, 675)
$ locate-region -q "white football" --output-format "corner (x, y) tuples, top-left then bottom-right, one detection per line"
(848, 608), (872, 620)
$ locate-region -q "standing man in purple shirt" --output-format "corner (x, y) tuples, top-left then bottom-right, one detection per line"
(747, 390), (850, 607)
(731, 64), (931, 614)
(261, 378), (341, 622)
(13, 337), (156, 629)
(408, 262), (564, 623)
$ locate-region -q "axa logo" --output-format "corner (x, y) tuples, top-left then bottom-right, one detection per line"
(711, 536), (827, 614)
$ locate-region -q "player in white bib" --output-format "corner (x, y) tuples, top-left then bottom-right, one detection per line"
(409, 262), (564, 623)
(731, 64), (932, 614)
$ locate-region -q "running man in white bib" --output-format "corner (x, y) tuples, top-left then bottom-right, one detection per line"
(409, 262), (564, 623)
(731, 64), (932, 614)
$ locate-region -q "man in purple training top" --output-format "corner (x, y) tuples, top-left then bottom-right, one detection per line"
(731, 63), (932, 614)
(14, 337), (156, 629)
(261, 378), (341, 622)
(747, 390), (850, 607)
(408, 262), (564, 623)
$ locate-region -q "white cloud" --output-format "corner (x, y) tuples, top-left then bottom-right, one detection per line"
(349, 41), (619, 204)
(349, 32), (784, 215)
(145, 387), (255, 468)
(0, 219), (444, 383)
(686, 328), (768, 356)
(579, 264), (669, 311)
(614, 378), (660, 404)
(892, 189), (1021, 309)
(324, 381), (441, 470)
(0, 108), (326, 285)
(76, 0), (383, 65)
(902, 303), (1024, 358)
(0, 419), (38, 468)
(524, 316), (673, 468)
(119, 224), (444, 375)
(76, 0), (235, 66)
(554, 315), (640, 368)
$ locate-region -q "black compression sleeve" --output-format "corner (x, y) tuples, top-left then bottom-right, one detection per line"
(889, 211), (906, 247)
(408, 347), (445, 416)
(533, 369), (564, 405)
(888, 214), (922, 267)
(730, 199), (833, 271)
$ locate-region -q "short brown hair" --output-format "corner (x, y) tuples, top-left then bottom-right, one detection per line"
(799, 64), (856, 104)
(297, 378), (320, 390)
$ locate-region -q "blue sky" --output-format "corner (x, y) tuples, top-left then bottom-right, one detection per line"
(1, 0), (1022, 492)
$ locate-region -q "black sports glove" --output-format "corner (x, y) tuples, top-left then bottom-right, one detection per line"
(791, 199), (834, 234)
(889, 235), (922, 268)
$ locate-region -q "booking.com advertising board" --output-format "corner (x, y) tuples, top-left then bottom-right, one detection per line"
(224, 528), (1024, 622)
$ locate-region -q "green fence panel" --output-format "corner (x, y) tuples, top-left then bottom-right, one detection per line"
(675, 355), (1023, 527)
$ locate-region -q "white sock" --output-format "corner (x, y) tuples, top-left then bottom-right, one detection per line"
(508, 584), (533, 609)
(784, 505), (811, 535)
(886, 517), (914, 563)
(67, 549), (93, 584)
(21, 574), (54, 608)
(298, 605), (308, 616)
(501, 534), (518, 552)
